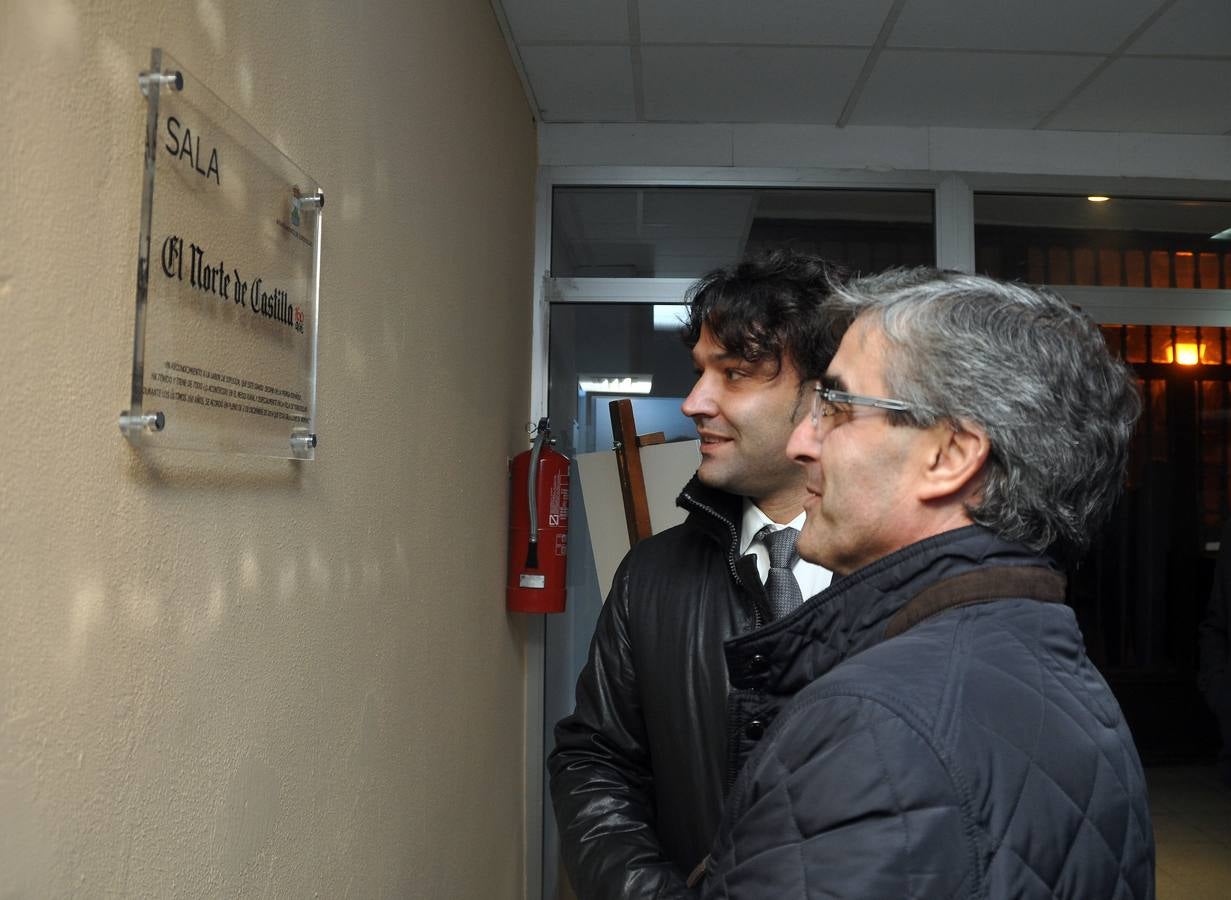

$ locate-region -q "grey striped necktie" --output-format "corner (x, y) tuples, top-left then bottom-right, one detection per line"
(758, 525), (804, 619)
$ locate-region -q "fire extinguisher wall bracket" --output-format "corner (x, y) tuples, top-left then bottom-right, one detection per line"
(506, 419), (570, 613)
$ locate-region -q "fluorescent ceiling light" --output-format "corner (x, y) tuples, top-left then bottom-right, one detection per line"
(578, 375), (652, 395)
(1087, 195), (1110, 203)
(1211, 227), (1231, 241)
(654, 305), (687, 331)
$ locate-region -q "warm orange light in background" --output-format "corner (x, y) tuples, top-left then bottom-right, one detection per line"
(1162, 342), (1201, 366)
(1158, 339), (1207, 365)
(1175, 343), (1200, 366)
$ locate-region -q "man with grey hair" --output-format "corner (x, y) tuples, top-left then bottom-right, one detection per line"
(697, 269), (1155, 899)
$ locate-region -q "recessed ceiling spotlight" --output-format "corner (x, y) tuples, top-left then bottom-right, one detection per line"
(1087, 195), (1110, 203)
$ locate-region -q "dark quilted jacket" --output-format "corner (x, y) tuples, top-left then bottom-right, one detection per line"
(702, 526), (1155, 899)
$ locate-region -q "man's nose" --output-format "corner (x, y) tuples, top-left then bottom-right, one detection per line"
(681, 377), (716, 418)
(786, 417), (821, 464)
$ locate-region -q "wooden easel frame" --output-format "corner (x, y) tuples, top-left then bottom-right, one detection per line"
(608, 399), (665, 545)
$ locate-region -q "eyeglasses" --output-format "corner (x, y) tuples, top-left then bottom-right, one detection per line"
(810, 384), (912, 429)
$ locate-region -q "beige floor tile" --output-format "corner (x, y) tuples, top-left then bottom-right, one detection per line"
(1154, 870), (1185, 900)
(1151, 811), (1206, 846)
(1147, 765), (1231, 897)
(1157, 872), (1231, 900)
(1154, 840), (1231, 886)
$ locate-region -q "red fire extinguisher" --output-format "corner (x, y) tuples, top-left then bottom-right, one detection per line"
(507, 418), (570, 613)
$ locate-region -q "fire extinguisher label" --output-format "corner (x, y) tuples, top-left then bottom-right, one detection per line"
(551, 472), (569, 525)
(519, 573), (546, 589)
(555, 533), (567, 557)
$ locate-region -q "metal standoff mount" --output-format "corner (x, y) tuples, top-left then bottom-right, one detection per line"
(138, 70), (183, 96)
(289, 431), (318, 452)
(118, 410), (165, 437)
(297, 191), (325, 211)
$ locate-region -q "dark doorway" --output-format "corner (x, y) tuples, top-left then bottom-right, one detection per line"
(1070, 325), (1228, 763)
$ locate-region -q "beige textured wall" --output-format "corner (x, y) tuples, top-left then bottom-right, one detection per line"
(0, 0), (536, 895)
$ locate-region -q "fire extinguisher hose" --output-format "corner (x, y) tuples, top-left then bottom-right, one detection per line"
(525, 418), (550, 569)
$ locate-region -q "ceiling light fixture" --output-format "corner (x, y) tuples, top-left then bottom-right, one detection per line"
(578, 375), (653, 395)
(1087, 195), (1110, 203)
(1211, 227), (1231, 241)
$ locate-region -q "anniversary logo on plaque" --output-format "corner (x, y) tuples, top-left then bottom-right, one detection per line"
(120, 48), (323, 459)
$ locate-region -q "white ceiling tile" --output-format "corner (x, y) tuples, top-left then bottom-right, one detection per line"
(498, 0), (628, 43)
(639, 0), (897, 45)
(889, 0), (1163, 53)
(520, 46), (636, 122)
(504, 0), (1231, 134)
(849, 51), (1102, 128)
(1046, 58), (1231, 134)
(1128, 0), (1231, 56)
(641, 46), (867, 123)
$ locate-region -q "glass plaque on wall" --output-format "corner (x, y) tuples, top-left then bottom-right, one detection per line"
(121, 48), (322, 459)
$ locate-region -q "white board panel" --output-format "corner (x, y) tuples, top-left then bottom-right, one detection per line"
(574, 439), (700, 598)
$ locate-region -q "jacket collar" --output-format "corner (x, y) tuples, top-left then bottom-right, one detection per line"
(677, 474), (746, 568)
(725, 525), (1058, 694)
(679, 474), (788, 621)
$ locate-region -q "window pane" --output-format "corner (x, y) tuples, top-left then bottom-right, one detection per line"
(1175, 252), (1196, 289)
(553, 187), (935, 278)
(973, 194), (1231, 289)
(1098, 249), (1121, 286)
(548, 303), (697, 457)
(1200, 253), (1221, 288)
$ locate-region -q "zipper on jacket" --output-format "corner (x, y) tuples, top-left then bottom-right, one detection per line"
(680, 489), (763, 632)
(682, 486), (767, 793)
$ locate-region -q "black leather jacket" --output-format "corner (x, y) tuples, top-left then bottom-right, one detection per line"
(548, 476), (787, 900)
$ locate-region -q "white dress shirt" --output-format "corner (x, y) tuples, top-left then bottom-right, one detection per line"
(739, 500), (833, 602)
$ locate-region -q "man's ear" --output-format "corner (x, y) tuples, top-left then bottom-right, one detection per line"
(916, 422), (989, 502)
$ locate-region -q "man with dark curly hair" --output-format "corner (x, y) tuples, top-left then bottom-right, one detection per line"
(549, 250), (849, 899)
